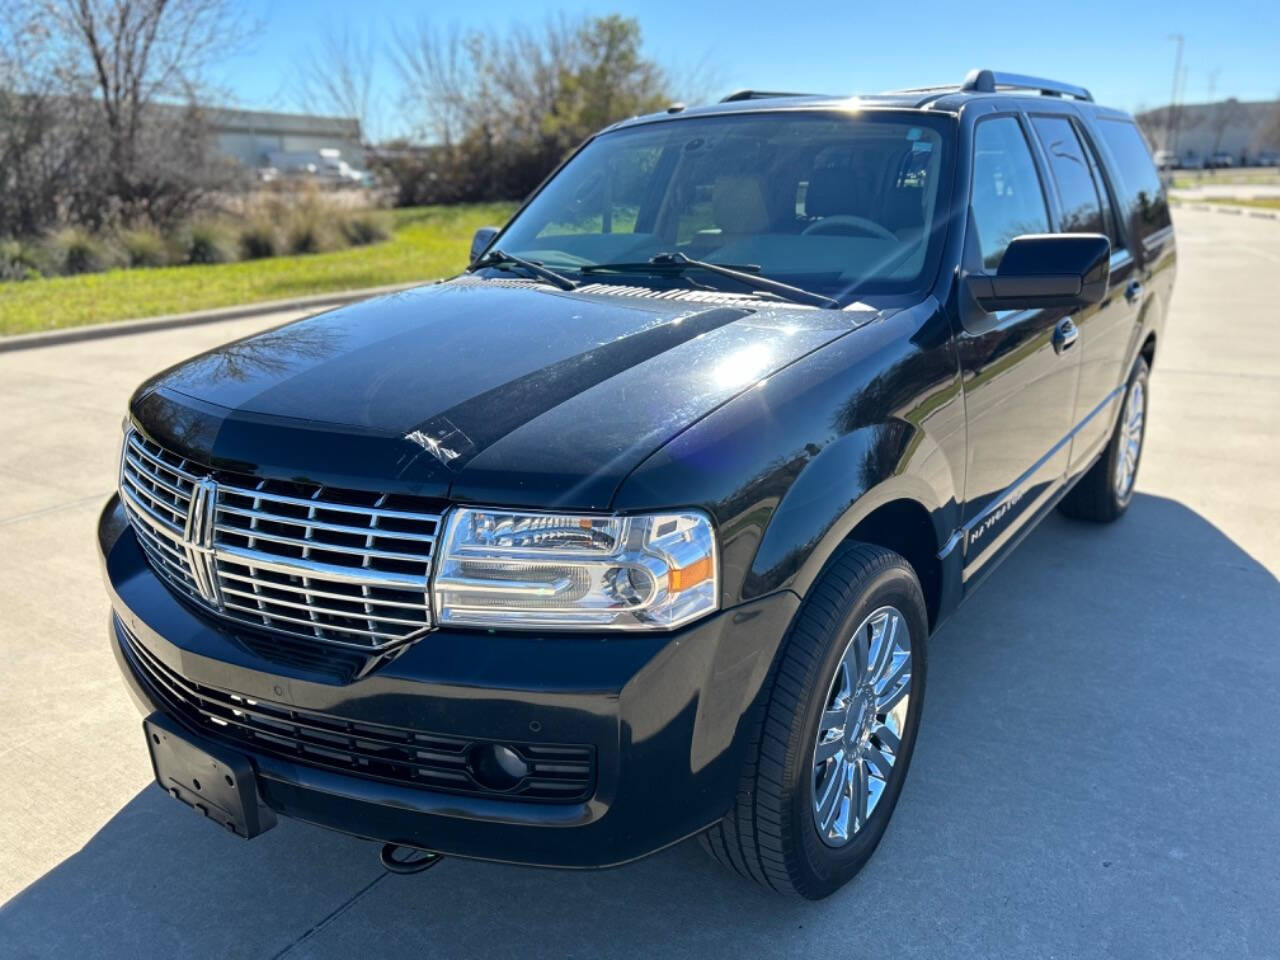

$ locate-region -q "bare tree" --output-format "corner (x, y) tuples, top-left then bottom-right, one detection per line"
(1258, 100), (1280, 155)
(293, 23), (379, 140)
(391, 22), (486, 150)
(25, 0), (249, 223)
(667, 49), (724, 109)
(385, 15), (673, 203)
(0, 5), (103, 235)
(1208, 97), (1245, 158)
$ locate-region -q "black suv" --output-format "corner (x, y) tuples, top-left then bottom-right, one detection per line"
(99, 69), (1174, 898)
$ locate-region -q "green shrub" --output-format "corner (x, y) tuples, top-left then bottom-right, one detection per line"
(281, 187), (348, 255)
(0, 239), (42, 282)
(339, 210), (393, 246)
(118, 227), (170, 268)
(285, 213), (342, 254)
(238, 218), (280, 260)
(182, 222), (237, 264)
(45, 227), (123, 275)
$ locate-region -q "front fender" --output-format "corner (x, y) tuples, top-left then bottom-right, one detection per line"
(745, 421), (957, 601)
(613, 299), (965, 611)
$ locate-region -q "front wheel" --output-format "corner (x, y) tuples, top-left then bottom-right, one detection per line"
(1059, 356), (1150, 523)
(700, 543), (928, 898)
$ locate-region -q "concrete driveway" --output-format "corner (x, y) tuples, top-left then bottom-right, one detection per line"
(2, 209), (1278, 958)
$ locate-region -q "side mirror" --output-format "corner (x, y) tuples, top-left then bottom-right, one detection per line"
(470, 226), (499, 262)
(966, 233), (1110, 312)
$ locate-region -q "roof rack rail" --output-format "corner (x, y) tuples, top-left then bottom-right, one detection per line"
(960, 69), (1093, 102)
(719, 89), (816, 103)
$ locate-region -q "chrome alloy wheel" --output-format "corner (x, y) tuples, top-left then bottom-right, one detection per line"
(1113, 378), (1146, 499)
(811, 606), (912, 847)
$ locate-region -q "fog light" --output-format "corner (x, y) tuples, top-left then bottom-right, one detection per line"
(469, 743), (529, 791)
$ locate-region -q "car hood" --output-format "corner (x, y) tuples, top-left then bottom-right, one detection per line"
(133, 280), (870, 509)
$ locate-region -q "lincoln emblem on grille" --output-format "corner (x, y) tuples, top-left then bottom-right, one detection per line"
(122, 430), (438, 649)
(182, 476), (221, 607)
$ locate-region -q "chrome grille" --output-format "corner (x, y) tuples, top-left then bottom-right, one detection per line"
(118, 431), (205, 604)
(118, 430), (440, 650)
(212, 484), (437, 647)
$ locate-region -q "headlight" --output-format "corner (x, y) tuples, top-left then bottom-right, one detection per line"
(432, 508), (718, 630)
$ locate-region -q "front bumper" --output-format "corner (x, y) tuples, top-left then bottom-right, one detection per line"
(99, 495), (799, 867)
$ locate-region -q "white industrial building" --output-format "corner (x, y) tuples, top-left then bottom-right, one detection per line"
(1137, 99), (1280, 165)
(202, 107), (366, 173)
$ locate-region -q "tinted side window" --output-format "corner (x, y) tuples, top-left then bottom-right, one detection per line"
(1076, 128), (1122, 250)
(1031, 116), (1104, 234)
(1096, 118), (1172, 243)
(970, 117), (1050, 270)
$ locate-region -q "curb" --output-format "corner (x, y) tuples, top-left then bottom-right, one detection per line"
(1174, 200), (1279, 220)
(0, 281), (423, 354)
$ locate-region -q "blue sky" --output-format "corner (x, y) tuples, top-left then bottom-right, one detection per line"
(213, 0), (1280, 139)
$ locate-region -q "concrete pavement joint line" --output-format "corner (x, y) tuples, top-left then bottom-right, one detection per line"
(269, 872), (388, 959)
(0, 492), (108, 527)
(0, 281), (424, 354)
(1174, 202), (1278, 220)
(1209, 205), (1276, 220)
(1157, 367), (1280, 381)
(1241, 246), (1280, 265)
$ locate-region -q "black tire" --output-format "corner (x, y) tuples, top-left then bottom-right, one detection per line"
(700, 542), (928, 899)
(1058, 356), (1150, 523)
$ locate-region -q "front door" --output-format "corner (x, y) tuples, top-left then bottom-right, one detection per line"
(954, 114), (1082, 581)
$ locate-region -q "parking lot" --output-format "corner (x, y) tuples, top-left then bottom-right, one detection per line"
(1, 207), (1277, 958)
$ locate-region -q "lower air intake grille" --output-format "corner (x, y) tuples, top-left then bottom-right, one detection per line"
(118, 619), (595, 803)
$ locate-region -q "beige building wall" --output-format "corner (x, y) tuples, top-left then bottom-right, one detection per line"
(1137, 100), (1280, 163)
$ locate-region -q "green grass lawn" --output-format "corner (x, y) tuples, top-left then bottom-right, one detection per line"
(1199, 196), (1280, 210)
(0, 202), (516, 336)
(1171, 170), (1280, 189)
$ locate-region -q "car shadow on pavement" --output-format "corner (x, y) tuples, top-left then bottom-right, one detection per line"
(4, 493), (1279, 960)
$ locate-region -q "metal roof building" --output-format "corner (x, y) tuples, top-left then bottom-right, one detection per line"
(1137, 100), (1280, 163)
(201, 107), (365, 170)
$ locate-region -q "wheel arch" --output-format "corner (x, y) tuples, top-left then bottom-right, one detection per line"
(844, 499), (943, 628)
(1128, 283), (1166, 376)
(744, 420), (959, 629)
(1140, 328), (1157, 367)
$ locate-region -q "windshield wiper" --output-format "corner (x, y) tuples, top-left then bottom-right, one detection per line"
(468, 249), (577, 291)
(581, 252), (840, 309)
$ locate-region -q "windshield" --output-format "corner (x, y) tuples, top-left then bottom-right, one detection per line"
(490, 110), (955, 303)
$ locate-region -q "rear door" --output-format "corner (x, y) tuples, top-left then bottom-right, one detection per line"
(954, 113), (1082, 580)
(1027, 113), (1140, 470)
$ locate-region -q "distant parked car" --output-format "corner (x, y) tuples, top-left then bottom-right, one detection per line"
(1180, 152), (1204, 170)
(1209, 151), (1235, 169)
(1256, 150), (1280, 167)
(1153, 149), (1176, 170)
(267, 148), (370, 187)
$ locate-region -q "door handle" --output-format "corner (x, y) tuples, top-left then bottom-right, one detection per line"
(1053, 317), (1078, 355)
(1125, 280), (1144, 304)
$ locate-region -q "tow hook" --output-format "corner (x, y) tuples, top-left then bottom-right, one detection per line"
(379, 842), (444, 875)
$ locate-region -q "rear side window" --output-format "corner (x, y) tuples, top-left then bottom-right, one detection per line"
(1096, 118), (1172, 244)
(1075, 128), (1122, 251)
(1030, 116), (1104, 234)
(970, 117), (1050, 269)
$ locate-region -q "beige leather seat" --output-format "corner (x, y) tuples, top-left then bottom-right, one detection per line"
(712, 176), (771, 235)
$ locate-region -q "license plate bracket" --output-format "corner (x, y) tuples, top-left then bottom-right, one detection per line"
(144, 711), (277, 838)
